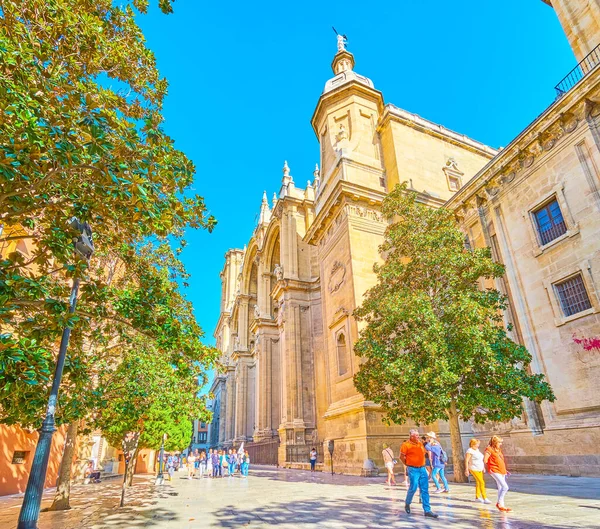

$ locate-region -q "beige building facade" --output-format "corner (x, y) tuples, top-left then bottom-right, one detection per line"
(211, 0), (600, 476)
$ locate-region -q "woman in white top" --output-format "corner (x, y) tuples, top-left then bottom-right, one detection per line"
(381, 443), (397, 486)
(465, 438), (490, 503)
(309, 448), (318, 472)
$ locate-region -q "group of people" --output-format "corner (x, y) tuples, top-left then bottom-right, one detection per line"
(383, 430), (511, 519)
(164, 448), (251, 480)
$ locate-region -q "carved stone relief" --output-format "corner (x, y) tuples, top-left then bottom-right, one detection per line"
(328, 261), (346, 294)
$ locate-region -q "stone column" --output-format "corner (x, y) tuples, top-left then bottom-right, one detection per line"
(224, 368), (236, 445)
(234, 359), (249, 441)
(238, 297), (250, 350)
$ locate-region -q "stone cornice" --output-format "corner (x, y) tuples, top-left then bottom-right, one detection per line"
(305, 179), (386, 245)
(323, 394), (381, 420)
(271, 277), (321, 299)
(446, 68), (600, 214)
(379, 104), (498, 158)
(213, 310), (231, 339)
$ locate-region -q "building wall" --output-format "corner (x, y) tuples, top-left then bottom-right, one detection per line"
(213, 1), (600, 476)
(449, 69), (600, 476)
(0, 424), (70, 496)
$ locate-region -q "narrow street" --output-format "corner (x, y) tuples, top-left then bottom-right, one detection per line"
(1, 466), (598, 528)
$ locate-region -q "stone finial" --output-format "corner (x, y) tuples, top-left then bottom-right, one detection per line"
(272, 192), (278, 208)
(259, 190), (271, 225)
(281, 160), (294, 191)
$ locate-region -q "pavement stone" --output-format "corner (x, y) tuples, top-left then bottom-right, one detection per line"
(0, 466), (599, 528)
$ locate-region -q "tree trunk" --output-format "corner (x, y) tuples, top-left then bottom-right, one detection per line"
(447, 400), (468, 483)
(47, 421), (78, 511)
(119, 432), (140, 507)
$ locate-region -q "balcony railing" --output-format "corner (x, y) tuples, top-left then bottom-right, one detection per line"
(555, 43), (600, 97)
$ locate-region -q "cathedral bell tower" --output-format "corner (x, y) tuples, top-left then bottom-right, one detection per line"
(310, 38), (386, 215)
(306, 37), (397, 475)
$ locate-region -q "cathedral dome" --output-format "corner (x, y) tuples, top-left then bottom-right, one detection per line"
(323, 43), (375, 94)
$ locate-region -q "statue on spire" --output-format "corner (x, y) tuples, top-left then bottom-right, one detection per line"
(332, 26), (348, 52)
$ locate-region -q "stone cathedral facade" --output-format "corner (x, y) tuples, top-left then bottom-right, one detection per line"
(211, 0), (600, 477)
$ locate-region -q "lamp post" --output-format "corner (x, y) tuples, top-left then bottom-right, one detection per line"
(155, 433), (167, 485)
(17, 219), (94, 529)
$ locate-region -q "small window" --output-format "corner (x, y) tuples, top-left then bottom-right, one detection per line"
(555, 274), (592, 317)
(534, 199), (567, 245)
(12, 451), (29, 464)
(448, 175), (461, 191)
(336, 332), (349, 376)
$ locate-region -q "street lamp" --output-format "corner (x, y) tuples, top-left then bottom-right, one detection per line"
(17, 218), (94, 529)
(155, 433), (168, 485)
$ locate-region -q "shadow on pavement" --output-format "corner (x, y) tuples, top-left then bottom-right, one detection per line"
(211, 495), (594, 529)
(33, 477), (181, 529)
(250, 466), (600, 501)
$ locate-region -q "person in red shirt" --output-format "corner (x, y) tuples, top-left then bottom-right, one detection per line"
(399, 429), (439, 519)
(484, 435), (511, 512)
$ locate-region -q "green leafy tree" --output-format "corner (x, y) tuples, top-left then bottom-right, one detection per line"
(354, 184), (555, 482)
(93, 343), (209, 506)
(0, 0), (215, 422)
(0, 0), (216, 508)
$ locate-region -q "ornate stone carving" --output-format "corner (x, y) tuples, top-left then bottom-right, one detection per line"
(443, 158), (464, 192)
(336, 123), (349, 142)
(518, 150), (535, 169)
(345, 204), (384, 223)
(328, 261), (346, 294)
(274, 263), (284, 281)
(559, 112), (578, 134)
(253, 304), (260, 319)
(485, 185), (500, 198)
(277, 299), (285, 325)
(501, 171), (516, 185)
(337, 33), (347, 52)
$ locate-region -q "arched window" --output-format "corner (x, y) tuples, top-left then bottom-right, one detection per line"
(336, 332), (349, 376)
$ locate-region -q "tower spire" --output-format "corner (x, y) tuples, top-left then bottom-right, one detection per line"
(258, 190), (271, 225)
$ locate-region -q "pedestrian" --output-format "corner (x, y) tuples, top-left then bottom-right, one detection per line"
(400, 429), (439, 519)
(424, 432), (449, 493)
(465, 439), (490, 504)
(166, 454), (175, 481)
(230, 451), (238, 475)
(241, 450), (250, 477)
(194, 449), (200, 473)
(211, 449), (220, 478)
(187, 451), (197, 479)
(223, 449), (230, 476)
(309, 447), (318, 472)
(484, 436), (511, 512)
(382, 443), (397, 486)
(422, 435), (432, 478)
(207, 449), (214, 478)
(199, 450), (207, 478)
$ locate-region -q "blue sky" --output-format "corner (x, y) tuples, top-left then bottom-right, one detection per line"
(136, 0), (574, 351)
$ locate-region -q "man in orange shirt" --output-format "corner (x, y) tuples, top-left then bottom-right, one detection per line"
(400, 429), (438, 519)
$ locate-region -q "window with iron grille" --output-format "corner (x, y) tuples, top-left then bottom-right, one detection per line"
(555, 274), (592, 317)
(533, 199), (567, 245)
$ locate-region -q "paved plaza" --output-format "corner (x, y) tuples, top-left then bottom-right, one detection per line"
(0, 466), (599, 528)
